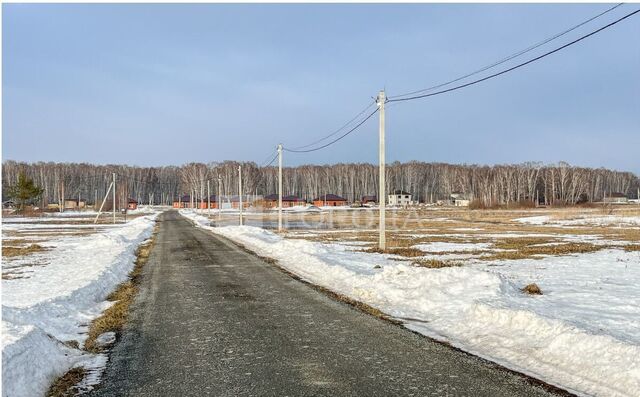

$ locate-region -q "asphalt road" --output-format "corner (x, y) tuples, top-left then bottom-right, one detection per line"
(91, 210), (565, 396)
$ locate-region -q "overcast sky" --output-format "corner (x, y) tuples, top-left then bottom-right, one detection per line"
(3, 4), (639, 173)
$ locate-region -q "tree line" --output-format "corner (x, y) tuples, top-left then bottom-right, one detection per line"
(2, 160), (638, 207)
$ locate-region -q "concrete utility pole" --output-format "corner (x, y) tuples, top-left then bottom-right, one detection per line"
(207, 180), (211, 217)
(378, 90), (386, 250)
(278, 144), (283, 232)
(60, 183), (64, 213)
(112, 173), (116, 224)
(200, 182), (205, 213)
(238, 166), (243, 226)
(218, 176), (222, 221)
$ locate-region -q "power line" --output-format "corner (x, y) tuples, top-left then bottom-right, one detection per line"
(387, 8), (640, 104)
(287, 100), (377, 151)
(261, 152), (279, 167)
(388, 3), (624, 100)
(283, 108), (379, 153)
(258, 149), (278, 167)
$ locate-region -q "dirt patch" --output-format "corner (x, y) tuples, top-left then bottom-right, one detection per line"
(2, 244), (47, 258)
(522, 283), (543, 295)
(46, 367), (87, 397)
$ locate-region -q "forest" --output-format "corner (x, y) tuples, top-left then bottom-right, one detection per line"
(2, 160), (638, 208)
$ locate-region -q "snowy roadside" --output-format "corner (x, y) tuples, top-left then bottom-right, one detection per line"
(181, 210), (640, 397)
(1, 211), (159, 397)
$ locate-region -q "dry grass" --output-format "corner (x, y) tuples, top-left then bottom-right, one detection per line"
(83, 229), (156, 353)
(2, 244), (47, 258)
(413, 259), (462, 268)
(522, 283), (543, 295)
(623, 244), (640, 252)
(362, 246), (426, 257)
(46, 367), (87, 397)
(481, 242), (606, 261)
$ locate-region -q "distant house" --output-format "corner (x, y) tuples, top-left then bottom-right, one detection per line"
(263, 194), (306, 208)
(604, 192), (628, 204)
(63, 198), (86, 210)
(388, 190), (412, 207)
(450, 192), (471, 207)
(127, 198), (138, 210)
(361, 195), (377, 205)
(312, 194), (348, 207)
(230, 195), (251, 209)
(173, 195), (225, 209)
(172, 195), (193, 208)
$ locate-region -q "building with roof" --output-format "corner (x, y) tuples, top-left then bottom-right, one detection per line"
(312, 194), (348, 207)
(388, 190), (412, 207)
(603, 192), (628, 204)
(127, 198), (138, 210)
(263, 194), (306, 208)
(361, 195), (377, 205)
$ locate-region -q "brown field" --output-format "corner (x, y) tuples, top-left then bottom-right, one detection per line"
(212, 205), (640, 267)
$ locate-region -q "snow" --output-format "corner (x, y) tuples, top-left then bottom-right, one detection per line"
(2, 212), (159, 397)
(514, 215), (552, 225)
(181, 210), (640, 397)
(514, 214), (640, 227)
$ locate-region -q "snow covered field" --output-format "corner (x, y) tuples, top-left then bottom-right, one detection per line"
(182, 209), (640, 397)
(2, 211), (159, 397)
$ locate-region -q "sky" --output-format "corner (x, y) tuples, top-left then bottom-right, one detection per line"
(2, 3), (639, 173)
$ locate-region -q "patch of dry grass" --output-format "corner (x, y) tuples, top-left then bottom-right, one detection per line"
(522, 283), (543, 295)
(362, 246), (426, 257)
(482, 242), (606, 261)
(413, 259), (462, 268)
(623, 244), (640, 252)
(84, 229), (156, 353)
(2, 244), (47, 258)
(46, 367), (87, 397)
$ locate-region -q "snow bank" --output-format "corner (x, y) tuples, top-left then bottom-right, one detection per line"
(2, 213), (158, 397)
(182, 210), (640, 397)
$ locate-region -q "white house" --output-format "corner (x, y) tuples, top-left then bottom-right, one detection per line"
(450, 192), (471, 207)
(603, 192), (628, 204)
(389, 190), (413, 207)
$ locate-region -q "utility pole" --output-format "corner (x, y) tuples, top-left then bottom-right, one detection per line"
(94, 181), (114, 224)
(60, 182), (65, 213)
(207, 180), (211, 217)
(238, 166), (243, 226)
(378, 90), (386, 250)
(112, 173), (116, 224)
(218, 176), (222, 221)
(278, 143), (283, 232)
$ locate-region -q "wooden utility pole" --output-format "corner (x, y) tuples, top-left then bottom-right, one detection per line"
(278, 144), (283, 232)
(94, 181), (114, 224)
(112, 173), (116, 224)
(238, 166), (243, 226)
(378, 90), (386, 250)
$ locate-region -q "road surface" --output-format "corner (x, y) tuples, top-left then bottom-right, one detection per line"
(91, 210), (566, 396)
